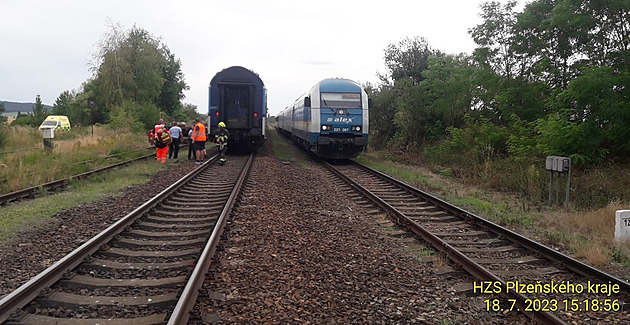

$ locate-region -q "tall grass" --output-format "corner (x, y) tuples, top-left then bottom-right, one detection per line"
(0, 125), (151, 194)
(421, 140), (630, 211)
(0, 160), (163, 243)
(541, 202), (630, 266)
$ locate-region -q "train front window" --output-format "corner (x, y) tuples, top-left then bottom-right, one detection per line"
(320, 93), (361, 109)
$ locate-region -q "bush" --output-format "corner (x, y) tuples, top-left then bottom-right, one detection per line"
(535, 114), (608, 165)
(108, 101), (147, 132)
(11, 116), (33, 127)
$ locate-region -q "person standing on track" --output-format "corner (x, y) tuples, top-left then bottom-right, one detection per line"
(168, 122), (182, 160)
(215, 121), (229, 165)
(191, 118), (207, 165)
(154, 126), (171, 164)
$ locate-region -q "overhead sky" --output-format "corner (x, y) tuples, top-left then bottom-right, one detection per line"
(0, 0), (521, 116)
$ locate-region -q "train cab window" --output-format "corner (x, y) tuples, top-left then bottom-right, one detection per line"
(320, 93), (361, 109)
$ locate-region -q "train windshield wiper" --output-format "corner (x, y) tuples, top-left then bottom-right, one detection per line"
(321, 98), (335, 112)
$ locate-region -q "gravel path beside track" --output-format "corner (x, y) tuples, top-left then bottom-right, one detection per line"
(193, 146), (530, 324)
(0, 161), (198, 296)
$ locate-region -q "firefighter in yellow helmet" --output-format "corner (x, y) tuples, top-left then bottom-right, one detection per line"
(215, 121), (229, 165)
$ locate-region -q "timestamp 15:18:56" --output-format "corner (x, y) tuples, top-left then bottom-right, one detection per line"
(485, 298), (621, 312)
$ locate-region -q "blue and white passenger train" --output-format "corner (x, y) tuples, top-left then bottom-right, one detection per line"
(277, 78), (369, 159)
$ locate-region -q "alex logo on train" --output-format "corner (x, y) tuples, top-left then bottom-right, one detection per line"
(326, 117), (355, 123)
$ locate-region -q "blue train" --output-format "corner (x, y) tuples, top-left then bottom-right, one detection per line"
(208, 66), (267, 150)
(277, 78), (369, 159)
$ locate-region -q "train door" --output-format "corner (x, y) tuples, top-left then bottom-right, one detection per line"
(222, 85), (251, 129)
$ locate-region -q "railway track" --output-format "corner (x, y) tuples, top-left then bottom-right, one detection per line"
(0, 152), (253, 324)
(323, 159), (630, 325)
(0, 148), (158, 206)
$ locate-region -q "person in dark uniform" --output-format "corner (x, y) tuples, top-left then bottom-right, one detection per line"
(186, 126), (194, 160)
(215, 121), (229, 165)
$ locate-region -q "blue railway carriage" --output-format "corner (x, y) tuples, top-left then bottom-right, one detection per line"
(278, 78), (369, 159)
(209, 66), (267, 150)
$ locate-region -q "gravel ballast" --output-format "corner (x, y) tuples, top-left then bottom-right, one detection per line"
(193, 148), (530, 324)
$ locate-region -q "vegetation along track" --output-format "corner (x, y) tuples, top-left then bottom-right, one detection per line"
(0, 148), (157, 206)
(323, 159), (630, 325)
(0, 152), (253, 324)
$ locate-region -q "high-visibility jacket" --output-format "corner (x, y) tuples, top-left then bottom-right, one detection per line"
(154, 128), (171, 148)
(215, 128), (229, 144)
(192, 123), (206, 141)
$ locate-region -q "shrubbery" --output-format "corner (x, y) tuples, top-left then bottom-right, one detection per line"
(367, 0), (629, 209)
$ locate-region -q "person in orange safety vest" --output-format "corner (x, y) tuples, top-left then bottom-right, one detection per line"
(191, 118), (207, 165)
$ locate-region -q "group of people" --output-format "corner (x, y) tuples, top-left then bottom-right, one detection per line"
(148, 118), (229, 165)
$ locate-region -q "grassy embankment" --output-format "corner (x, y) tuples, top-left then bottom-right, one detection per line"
(0, 125), (153, 194)
(356, 151), (630, 270)
(0, 162), (163, 244)
(0, 125), (165, 243)
(268, 127), (310, 168)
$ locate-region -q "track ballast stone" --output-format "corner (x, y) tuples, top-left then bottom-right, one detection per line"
(193, 155), (529, 324)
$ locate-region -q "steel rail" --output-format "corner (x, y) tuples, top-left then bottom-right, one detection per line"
(167, 152), (255, 325)
(322, 160), (566, 325)
(352, 161), (630, 293)
(0, 154), (220, 324)
(0, 151), (156, 206)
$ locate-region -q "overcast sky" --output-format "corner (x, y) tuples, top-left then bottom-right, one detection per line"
(0, 0), (522, 116)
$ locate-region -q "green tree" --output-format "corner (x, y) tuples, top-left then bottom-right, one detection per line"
(469, 1), (524, 80)
(364, 82), (398, 149)
(53, 90), (74, 116)
(554, 67), (630, 158)
(171, 102), (200, 123)
(513, 0), (629, 89)
(383, 36), (441, 83)
(512, 0), (589, 89)
(158, 51), (189, 115)
(90, 22), (188, 122)
(421, 54), (477, 129)
(584, 0), (630, 69)
(32, 94), (48, 126)
(69, 91), (96, 126)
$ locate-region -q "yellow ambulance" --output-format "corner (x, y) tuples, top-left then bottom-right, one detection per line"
(38, 115), (71, 131)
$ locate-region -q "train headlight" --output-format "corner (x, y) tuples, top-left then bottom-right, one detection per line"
(321, 125), (329, 131)
(338, 109), (345, 115)
(355, 126), (361, 132)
